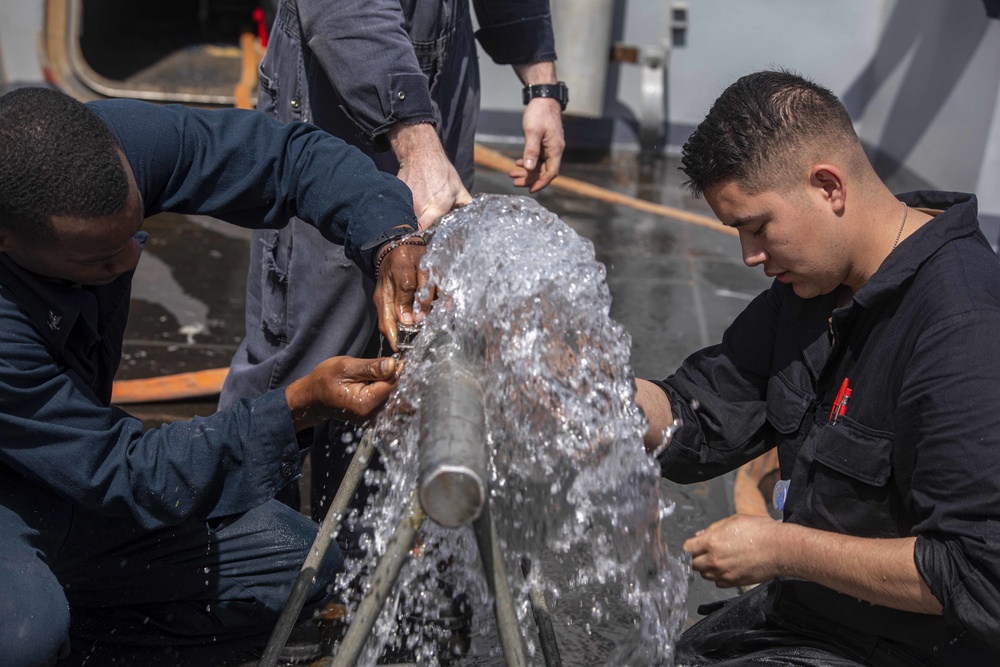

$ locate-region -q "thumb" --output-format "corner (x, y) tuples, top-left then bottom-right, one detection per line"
(455, 186), (474, 207)
(371, 356), (397, 380)
(521, 136), (541, 172)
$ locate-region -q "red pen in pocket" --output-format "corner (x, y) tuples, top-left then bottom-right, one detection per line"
(828, 377), (851, 423)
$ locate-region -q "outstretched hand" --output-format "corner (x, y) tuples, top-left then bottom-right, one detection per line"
(286, 356), (400, 431)
(509, 98), (565, 193)
(683, 514), (783, 588)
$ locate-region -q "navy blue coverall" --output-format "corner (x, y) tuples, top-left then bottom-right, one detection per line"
(0, 99), (417, 666)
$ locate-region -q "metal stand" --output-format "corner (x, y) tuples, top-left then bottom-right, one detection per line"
(260, 428), (562, 667)
(258, 430), (376, 667)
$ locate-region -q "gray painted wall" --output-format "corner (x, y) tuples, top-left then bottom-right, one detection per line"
(4, 0), (999, 221)
(477, 0), (1000, 224)
(0, 1), (45, 86)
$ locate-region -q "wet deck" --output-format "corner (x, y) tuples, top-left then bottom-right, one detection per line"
(115, 146), (772, 663)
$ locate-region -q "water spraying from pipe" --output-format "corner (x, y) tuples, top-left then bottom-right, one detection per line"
(337, 194), (688, 665)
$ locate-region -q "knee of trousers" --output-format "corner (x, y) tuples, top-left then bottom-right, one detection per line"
(0, 558), (71, 666)
(244, 502), (344, 617)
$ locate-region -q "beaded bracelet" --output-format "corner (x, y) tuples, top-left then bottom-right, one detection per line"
(375, 236), (427, 276)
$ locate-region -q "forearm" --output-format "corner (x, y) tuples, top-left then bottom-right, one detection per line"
(92, 100), (417, 270)
(777, 523), (942, 614)
(636, 378), (675, 453)
(514, 60), (557, 86)
(388, 122), (446, 166)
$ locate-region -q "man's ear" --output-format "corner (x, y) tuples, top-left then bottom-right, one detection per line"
(810, 164), (846, 216)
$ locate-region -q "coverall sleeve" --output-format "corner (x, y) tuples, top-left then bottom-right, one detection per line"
(0, 297), (302, 531)
(655, 286), (780, 483)
(296, 0), (436, 141)
(473, 0), (557, 65)
(904, 310), (1000, 648)
(89, 99), (417, 271)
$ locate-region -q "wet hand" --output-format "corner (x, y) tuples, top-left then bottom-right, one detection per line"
(509, 98), (565, 193)
(683, 514), (782, 588)
(286, 356), (399, 430)
(375, 241), (433, 350)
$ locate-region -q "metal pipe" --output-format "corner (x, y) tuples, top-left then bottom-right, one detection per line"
(331, 490), (426, 667)
(418, 334), (487, 527)
(258, 429), (376, 667)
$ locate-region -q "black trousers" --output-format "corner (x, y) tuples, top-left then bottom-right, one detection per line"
(677, 581), (939, 667)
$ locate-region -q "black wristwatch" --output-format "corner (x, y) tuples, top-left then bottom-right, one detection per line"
(522, 82), (569, 111)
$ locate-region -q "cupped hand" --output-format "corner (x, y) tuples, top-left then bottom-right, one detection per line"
(683, 514), (783, 588)
(509, 98), (565, 193)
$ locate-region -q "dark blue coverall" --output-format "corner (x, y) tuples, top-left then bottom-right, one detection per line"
(0, 99), (417, 666)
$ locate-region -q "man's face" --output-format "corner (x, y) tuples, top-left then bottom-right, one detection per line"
(705, 179), (847, 299)
(0, 159), (144, 287)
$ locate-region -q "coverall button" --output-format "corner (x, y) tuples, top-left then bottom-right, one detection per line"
(290, 99), (300, 110)
(280, 462), (296, 478)
(397, 91), (405, 100)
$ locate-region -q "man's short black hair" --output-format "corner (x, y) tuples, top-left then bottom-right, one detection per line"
(0, 87), (129, 243)
(680, 70), (862, 197)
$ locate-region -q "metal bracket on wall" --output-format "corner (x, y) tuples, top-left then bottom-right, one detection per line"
(610, 42), (666, 156)
(609, 2), (688, 157)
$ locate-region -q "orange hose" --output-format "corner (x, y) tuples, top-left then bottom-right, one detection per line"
(473, 145), (736, 237)
(112, 367), (229, 404)
(233, 31), (262, 111)
(112, 145), (731, 404)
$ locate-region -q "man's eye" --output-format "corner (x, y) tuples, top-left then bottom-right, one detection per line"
(752, 223), (766, 238)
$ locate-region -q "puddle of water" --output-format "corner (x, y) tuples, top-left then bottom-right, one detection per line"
(337, 194), (688, 665)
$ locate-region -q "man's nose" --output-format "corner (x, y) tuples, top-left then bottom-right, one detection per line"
(739, 232), (767, 267)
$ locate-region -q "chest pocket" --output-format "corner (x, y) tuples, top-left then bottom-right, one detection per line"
(765, 373), (811, 434)
(812, 419), (892, 487)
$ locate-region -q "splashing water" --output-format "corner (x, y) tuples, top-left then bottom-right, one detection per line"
(337, 194), (689, 665)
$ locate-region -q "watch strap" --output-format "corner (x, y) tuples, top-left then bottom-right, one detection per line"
(522, 82), (568, 111)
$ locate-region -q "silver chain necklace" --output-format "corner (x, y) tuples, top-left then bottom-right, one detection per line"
(892, 200), (909, 250)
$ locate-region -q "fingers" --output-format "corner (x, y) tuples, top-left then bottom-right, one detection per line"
(345, 355), (397, 382)
(513, 100), (565, 193)
(378, 287), (399, 352)
(374, 244), (427, 351)
(416, 184), (472, 229)
(414, 267), (434, 322)
(390, 251), (420, 328)
(521, 132), (542, 174)
(533, 145), (563, 193)
(338, 356), (399, 413)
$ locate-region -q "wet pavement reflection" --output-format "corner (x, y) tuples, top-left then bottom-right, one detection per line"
(116, 148), (772, 659)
